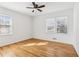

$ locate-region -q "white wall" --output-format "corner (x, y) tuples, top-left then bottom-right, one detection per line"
(0, 7), (32, 46)
(73, 3), (79, 56)
(33, 8), (74, 44)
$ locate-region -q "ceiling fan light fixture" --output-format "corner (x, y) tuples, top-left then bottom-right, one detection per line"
(27, 2), (45, 12)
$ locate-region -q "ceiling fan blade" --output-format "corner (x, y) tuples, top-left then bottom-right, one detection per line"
(32, 2), (36, 7)
(37, 9), (42, 12)
(27, 7), (34, 9)
(38, 5), (45, 8)
(32, 10), (34, 12)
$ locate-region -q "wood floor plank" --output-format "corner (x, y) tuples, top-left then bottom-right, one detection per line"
(0, 38), (78, 57)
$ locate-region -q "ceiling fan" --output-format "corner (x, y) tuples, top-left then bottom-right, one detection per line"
(26, 2), (45, 12)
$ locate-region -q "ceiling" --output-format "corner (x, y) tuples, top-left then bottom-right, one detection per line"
(0, 2), (74, 16)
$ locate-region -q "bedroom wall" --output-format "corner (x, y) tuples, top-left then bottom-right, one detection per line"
(73, 3), (79, 56)
(33, 8), (74, 44)
(0, 7), (33, 46)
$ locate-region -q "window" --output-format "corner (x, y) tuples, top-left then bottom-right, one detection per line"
(46, 16), (68, 34)
(0, 15), (12, 35)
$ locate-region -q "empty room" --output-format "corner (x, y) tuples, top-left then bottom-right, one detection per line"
(0, 2), (79, 57)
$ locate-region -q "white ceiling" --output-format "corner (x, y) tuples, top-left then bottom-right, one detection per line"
(0, 2), (74, 16)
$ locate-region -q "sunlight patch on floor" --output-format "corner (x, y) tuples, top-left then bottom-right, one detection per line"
(23, 42), (48, 46)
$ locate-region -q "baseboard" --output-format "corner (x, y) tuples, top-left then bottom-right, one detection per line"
(32, 37), (73, 45)
(0, 37), (72, 47)
(32, 37), (73, 46)
(0, 37), (32, 47)
(73, 44), (79, 56)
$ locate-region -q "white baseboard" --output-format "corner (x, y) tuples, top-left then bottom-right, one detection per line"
(33, 37), (72, 45)
(73, 44), (79, 56)
(0, 37), (32, 47)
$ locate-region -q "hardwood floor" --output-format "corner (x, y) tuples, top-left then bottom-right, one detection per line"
(0, 38), (78, 57)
